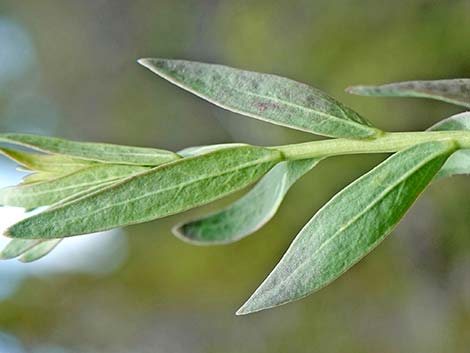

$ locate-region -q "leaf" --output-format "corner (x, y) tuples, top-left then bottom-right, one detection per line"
(174, 158), (320, 244)
(138, 58), (381, 139)
(0, 147), (96, 173)
(0, 164), (150, 209)
(19, 240), (61, 262)
(428, 112), (470, 178)
(21, 172), (64, 185)
(0, 238), (61, 262)
(0, 239), (40, 259)
(0, 133), (180, 166)
(347, 79), (470, 108)
(177, 143), (247, 158)
(5, 145), (283, 239)
(0, 171), (144, 262)
(236, 141), (455, 315)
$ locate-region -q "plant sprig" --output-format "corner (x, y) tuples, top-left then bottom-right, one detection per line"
(1, 58), (469, 315)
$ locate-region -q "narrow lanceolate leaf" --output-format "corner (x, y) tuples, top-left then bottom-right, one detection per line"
(0, 239), (40, 259)
(347, 79), (470, 108)
(174, 158), (320, 244)
(138, 58), (381, 139)
(0, 174), (139, 262)
(19, 239), (61, 262)
(429, 112), (470, 178)
(237, 141), (455, 315)
(0, 238), (62, 262)
(0, 133), (180, 166)
(0, 148), (96, 173)
(0, 164), (150, 209)
(6, 146), (282, 239)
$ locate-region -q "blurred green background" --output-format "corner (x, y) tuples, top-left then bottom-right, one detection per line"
(0, 0), (469, 352)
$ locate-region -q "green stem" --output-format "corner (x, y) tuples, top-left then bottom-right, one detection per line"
(274, 131), (470, 160)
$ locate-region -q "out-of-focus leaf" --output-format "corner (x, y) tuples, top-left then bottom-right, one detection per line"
(0, 164), (150, 209)
(174, 158), (320, 244)
(139, 58), (381, 139)
(0, 238), (62, 262)
(0, 173), (143, 262)
(19, 240), (62, 262)
(236, 141), (455, 315)
(0, 133), (180, 166)
(0, 239), (40, 259)
(0, 147), (95, 173)
(347, 79), (470, 108)
(429, 112), (470, 178)
(5, 146), (283, 239)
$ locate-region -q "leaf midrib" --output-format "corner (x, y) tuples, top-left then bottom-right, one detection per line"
(28, 153), (278, 231)
(151, 66), (375, 136)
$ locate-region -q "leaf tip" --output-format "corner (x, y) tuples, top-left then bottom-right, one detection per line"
(138, 58), (175, 80)
(235, 298), (267, 316)
(0, 251), (11, 260)
(137, 58), (152, 68)
(3, 228), (14, 239)
(171, 222), (216, 246)
(235, 304), (251, 316)
(18, 255), (38, 263)
(171, 222), (191, 242)
(3, 223), (26, 239)
(137, 58), (169, 71)
(345, 85), (365, 95)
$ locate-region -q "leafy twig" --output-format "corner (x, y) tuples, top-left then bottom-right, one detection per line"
(0, 58), (469, 315)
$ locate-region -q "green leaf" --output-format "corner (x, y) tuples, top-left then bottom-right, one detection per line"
(138, 58), (381, 139)
(347, 79), (470, 108)
(0, 164), (150, 209)
(0, 238), (61, 262)
(0, 147), (96, 173)
(0, 133), (180, 166)
(174, 158), (320, 244)
(20, 172), (64, 185)
(0, 170), (143, 262)
(0, 239), (40, 259)
(19, 240), (61, 262)
(236, 141), (455, 315)
(428, 112), (470, 178)
(177, 143), (247, 158)
(5, 146), (283, 239)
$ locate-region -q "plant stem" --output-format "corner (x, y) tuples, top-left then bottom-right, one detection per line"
(274, 131), (470, 160)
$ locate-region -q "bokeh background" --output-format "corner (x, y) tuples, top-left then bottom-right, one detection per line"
(0, 1), (469, 352)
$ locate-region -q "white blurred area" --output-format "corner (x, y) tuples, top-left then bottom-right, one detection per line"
(0, 160), (129, 300)
(0, 16), (128, 302)
(0, 16), (129, 353)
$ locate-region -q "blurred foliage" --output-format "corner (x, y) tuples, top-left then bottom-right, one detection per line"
(0, 0), (469, 352)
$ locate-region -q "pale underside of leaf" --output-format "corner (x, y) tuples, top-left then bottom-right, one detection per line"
(174, 158), (320, 244)
(0, 239), (41, 259)
(0, 168), (149, 262)
(0, 133), (180, 165)
(347, 79), (470, 108)
(0, 147), (96, 173)
(5, 146), (282, 239)
(0, 238), (61, 262)
(177, 143), (247, 158)
(0, 164), (150, 209)
(19, 239), (61, 262)
(21, 171), (67, 185)
(236, 141), (455, 315)
(139, 58), (380, 139)
(428, 112), (470, 178)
